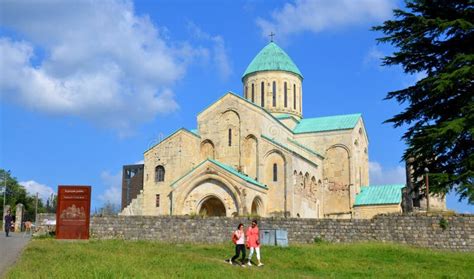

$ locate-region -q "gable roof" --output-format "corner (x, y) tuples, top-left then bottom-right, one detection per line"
(242, 42), (303, 80)
(261, 135), (321, 165)
(170, 159), (267, 189)
(144, 128), (200, 154)
(209, 159), (267, 189)
(293, 113), (362, 134)
(354, 184), (405, 206)
(198, 92), (296, 135)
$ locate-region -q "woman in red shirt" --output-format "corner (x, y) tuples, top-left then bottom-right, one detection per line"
(246, 220), (264, 266)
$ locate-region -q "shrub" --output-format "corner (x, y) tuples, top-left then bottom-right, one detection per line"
(439, 218), (449, 230)
(313, 236), (324, 243)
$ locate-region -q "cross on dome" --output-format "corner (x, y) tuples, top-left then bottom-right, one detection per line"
(269, 32), (275, 42)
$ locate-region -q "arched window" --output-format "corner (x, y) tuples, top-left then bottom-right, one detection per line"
(284, 82), (287, 107)
(155, 166), (165, 182)
(272, 81), (276, 107)
(261, 82), (265, 107)
(244, 86), (248, 99)
(251, 83), (255, 102)
(293, 84), (296, 109)
(273, 163), (278, 182)
(228, 128), (232, 146)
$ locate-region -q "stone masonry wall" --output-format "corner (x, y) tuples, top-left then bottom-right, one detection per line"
(90, 213), (474, 251)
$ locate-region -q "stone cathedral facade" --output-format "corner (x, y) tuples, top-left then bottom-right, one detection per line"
(121, 42), (406, 219)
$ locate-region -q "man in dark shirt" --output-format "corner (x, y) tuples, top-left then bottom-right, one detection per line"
(4, 210), (13, 237)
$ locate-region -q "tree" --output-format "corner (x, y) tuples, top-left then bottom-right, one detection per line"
(1, 169), (47, 221)
(94, 201), (119, 216)
(373, 0), (473, 203)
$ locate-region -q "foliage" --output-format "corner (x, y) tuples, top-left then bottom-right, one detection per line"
(373, 0), (474, 203)
(7, 240), (474, 278)
(439, 217), (449, 230)
(313, 236), (324, 243)
(0, 169), (48, 221)
(93, 201), (120, 216)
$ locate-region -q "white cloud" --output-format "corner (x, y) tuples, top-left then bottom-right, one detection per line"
(187, 22), (232, 80)
(19, 180), (55, 202)
(369, 161), (405, 185)
(0, 0), (200, 135)
(401, 71), (428, 88)
(98, 171), (122, 206)
(135, 160), (144, 164)
(257, 0), (396, 41)
(363, 46), (385, 68)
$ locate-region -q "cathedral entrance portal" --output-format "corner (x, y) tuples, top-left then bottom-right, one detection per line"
(198, 196), (226, 216)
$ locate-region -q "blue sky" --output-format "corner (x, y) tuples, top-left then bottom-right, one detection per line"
(0, 0), (472, 213)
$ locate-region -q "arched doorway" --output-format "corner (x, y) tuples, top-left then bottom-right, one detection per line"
(199, 196), (226, 216)
(251, 197), (263, 216)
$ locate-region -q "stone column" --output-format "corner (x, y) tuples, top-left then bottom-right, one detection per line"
(15, 203), (24, 232)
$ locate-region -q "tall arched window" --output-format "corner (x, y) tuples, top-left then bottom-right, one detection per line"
(251, 83), (255, 102)
(244, 86), (248, 99)
(284, 82), (287, 107)
(272, 81), (276, 107)
(273, 163), (278, 182)
(261, 82), (265, 107)
(293, 84), (296, 109)
(155, 166), (165, 182)
(228, 128), (232, 146)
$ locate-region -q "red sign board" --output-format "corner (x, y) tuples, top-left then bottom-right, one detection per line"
(56, 185), (91, 239)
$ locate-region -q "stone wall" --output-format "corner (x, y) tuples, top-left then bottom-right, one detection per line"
(90, 213), (474, 251)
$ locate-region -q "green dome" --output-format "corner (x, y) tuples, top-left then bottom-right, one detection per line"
(242, 42), (303, 80)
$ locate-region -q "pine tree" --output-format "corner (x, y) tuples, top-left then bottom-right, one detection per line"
(373, 0), (473, 203)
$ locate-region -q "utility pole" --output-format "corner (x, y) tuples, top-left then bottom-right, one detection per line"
(3, 172), (6, 228)
(424, 168), (430, 212)
(35, 192), (38, 225)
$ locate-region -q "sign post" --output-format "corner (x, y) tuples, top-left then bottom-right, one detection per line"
(56, 185), (91, 239)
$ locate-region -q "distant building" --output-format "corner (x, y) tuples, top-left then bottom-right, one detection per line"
(120, 42), (423, 218)
(402, 158), (446, 212)
(121, 164), (144, 211)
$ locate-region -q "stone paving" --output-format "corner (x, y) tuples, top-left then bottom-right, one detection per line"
(0, 232), (30, 277)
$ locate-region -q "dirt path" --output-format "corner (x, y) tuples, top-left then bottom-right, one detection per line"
(0, 232), (30, 277)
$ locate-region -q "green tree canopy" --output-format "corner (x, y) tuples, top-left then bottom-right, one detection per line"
(373, 0), (473, 203)
(1, 169), (49, 221)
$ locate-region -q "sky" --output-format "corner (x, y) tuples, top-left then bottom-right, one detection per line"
(0, 0), (472, 213)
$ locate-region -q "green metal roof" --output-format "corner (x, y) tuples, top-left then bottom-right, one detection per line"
(242, 42), (303, 80)
(287, 138), (324, 159)
(261, 135), (319, 166)
(209, 159), (267, 189)
(170, 159), (267, 189)
(354, 184), (405, 206)
(275, 114), (300, 122)
(190, 129), (199, 137)
(275, 114), (293, 119)
(293, 113), (361, 134)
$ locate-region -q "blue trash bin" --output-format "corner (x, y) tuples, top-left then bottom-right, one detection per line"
(276, 229), (288, 247)
(260, 229), (276, 245)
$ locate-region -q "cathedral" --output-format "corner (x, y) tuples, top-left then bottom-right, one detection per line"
(120, 42), (408, 219)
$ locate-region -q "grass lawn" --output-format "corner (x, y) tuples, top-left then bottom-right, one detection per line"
(5, 239), (474, 278)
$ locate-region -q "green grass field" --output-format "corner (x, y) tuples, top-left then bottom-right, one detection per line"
(5, 239), (474, 278)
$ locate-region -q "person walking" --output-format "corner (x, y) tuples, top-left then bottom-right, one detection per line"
(4, 210), (13, 237)
(246, 219), (263, 266)
(228, 223), (246, 267)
